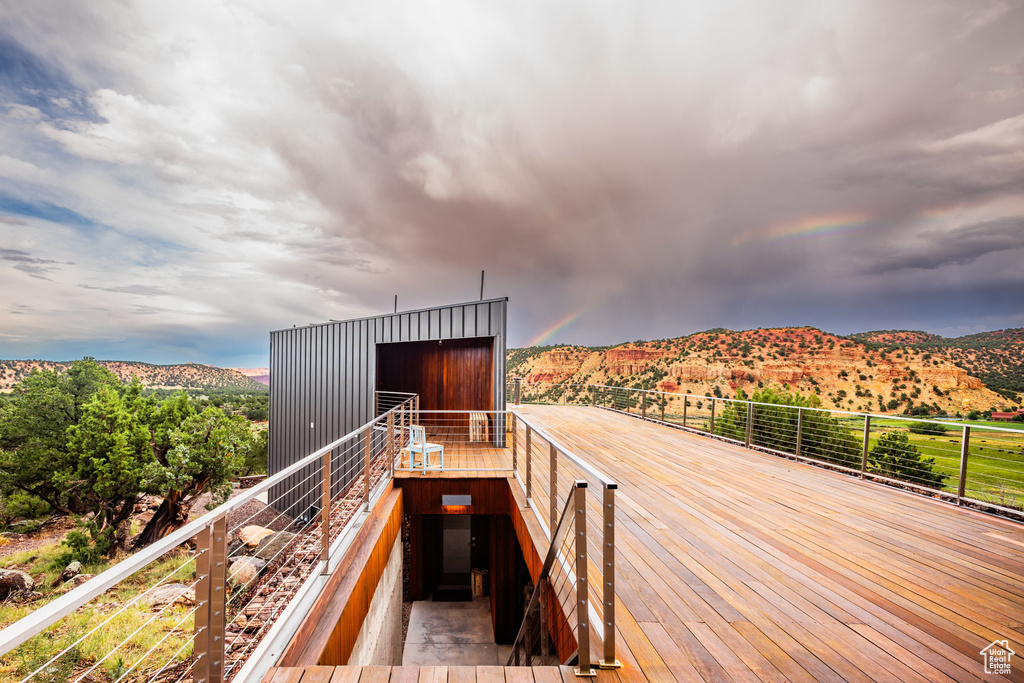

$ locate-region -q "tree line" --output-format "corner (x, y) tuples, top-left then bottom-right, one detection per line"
(0, 358), (267, 562)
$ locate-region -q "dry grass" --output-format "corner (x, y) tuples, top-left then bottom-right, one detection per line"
(0, 539), (199, 682)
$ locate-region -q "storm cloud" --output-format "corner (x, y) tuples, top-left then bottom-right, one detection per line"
(1, 0), (1023, 365)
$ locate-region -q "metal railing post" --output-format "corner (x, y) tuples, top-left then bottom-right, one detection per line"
(387, 411), (395, 477)
(860, 415), (871, 478)
(682, 399), (688, 428)
(744, 402), (753, 447)
(795, 407), (803, 458)
(193, 516), (227, 683)
(573, 482), (594, 677)
(540, 579), (549, 661)
(709, 400), (716, 434)
(660, 399), (665, 422)
(514, 377), (521, 405)
(601, 483), (620, 669)
(364, 423), (372, 510)
(957, 426), (970, 504)
(193, 526), (211, 683)
(321, 447), (331, 573)
(512, 413), (518, 475)
(641, 397), (646, 420)
(550, 443), (558, 533)
(525, 426), (533, 507)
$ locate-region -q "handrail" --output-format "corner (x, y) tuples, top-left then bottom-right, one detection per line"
(511, 413), (614, 488)
(584, 383), (1024, 434)
(0, 395), (418, 681)
(515, 380), (1024, 520)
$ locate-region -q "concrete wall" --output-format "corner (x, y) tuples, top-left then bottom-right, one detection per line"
(347, 534), (404, 665)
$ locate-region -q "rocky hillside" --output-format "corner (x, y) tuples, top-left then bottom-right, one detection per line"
(0, 360), (267, 394)
(851, 329), (1024, 398)
(509, 327), (1019, 416)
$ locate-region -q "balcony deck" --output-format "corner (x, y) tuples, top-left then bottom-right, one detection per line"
(271, 405), (1024, 682)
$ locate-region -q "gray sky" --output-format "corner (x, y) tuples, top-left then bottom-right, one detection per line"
(1, 0), (1023, 367)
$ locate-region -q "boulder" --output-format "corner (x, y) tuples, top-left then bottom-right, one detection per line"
(57, 561), (83, 585)
(143, 583), (195, 610)
(228, 556), (267, 586)
(239, 525), (274, 548)
(254, 531), (297, 561)
(70, 574), (95, 588)
(0, 569), (35, 598)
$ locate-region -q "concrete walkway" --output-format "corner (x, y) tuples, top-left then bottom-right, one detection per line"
(402, 597), (512, 665)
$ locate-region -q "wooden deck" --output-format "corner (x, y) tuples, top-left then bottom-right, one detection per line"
(273, 405), (1024, 682)
(393, 426), (512, 478)
(511, 405), (1024, 683)
(261, 665), (597, 683)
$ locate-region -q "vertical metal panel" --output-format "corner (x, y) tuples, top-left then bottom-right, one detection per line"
(429, 309), (440, 339)
(268, 298), (508, 514)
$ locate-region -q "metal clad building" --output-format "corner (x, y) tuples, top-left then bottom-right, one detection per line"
(268, 297), (508, 515)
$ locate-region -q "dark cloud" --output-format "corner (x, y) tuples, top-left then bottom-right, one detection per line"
(0, 0), (1023, 364)
(863, 217), (1024, 274)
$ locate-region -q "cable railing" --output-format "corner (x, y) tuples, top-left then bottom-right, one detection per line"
(507, 411), (619, 674)
(391, 410), (511, 472)
(0, 395), (417, 683)
(510, 379), (1024, 520)
(507, 480), (587, 670)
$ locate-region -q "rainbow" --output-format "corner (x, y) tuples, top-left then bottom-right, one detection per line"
(732, 211), (872, 246)
(527, 307), (591, 347)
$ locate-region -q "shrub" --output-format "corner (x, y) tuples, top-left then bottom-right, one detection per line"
(908, 422), (947, 436)
(868, 431), (947, 488)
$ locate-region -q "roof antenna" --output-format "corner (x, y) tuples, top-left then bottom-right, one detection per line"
(480, 270), (485, 301)
(394, 294), (398, 313)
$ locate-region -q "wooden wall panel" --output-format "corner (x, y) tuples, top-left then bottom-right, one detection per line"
(395, 478), (510, 516)
(375, 337), (493, 412)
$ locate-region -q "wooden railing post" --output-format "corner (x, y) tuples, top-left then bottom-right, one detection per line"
(601, 483), (620, 669)
(320, 447), (331, 573)
(573, 482), (594, 677)
(860, 415), (871, 478)
(193, 516), (227, 683)
(957, 426), (971, 504)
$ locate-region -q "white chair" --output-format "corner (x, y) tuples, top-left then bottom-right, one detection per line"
(408, 424), (444, 470)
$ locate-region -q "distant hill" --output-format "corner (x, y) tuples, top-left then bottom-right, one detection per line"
(233, 367), (270, 386)
(508, 326), (1022, 416)
(0, 360), (268, 394)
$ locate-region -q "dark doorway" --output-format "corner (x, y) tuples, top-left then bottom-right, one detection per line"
(376, 337), (494, 412)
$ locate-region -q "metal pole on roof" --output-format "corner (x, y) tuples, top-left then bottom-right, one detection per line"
(394, 294), (398, 313)
(480, 270), (485, 300)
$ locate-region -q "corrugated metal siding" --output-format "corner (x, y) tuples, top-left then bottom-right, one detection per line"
(268, 298), (507, 515)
